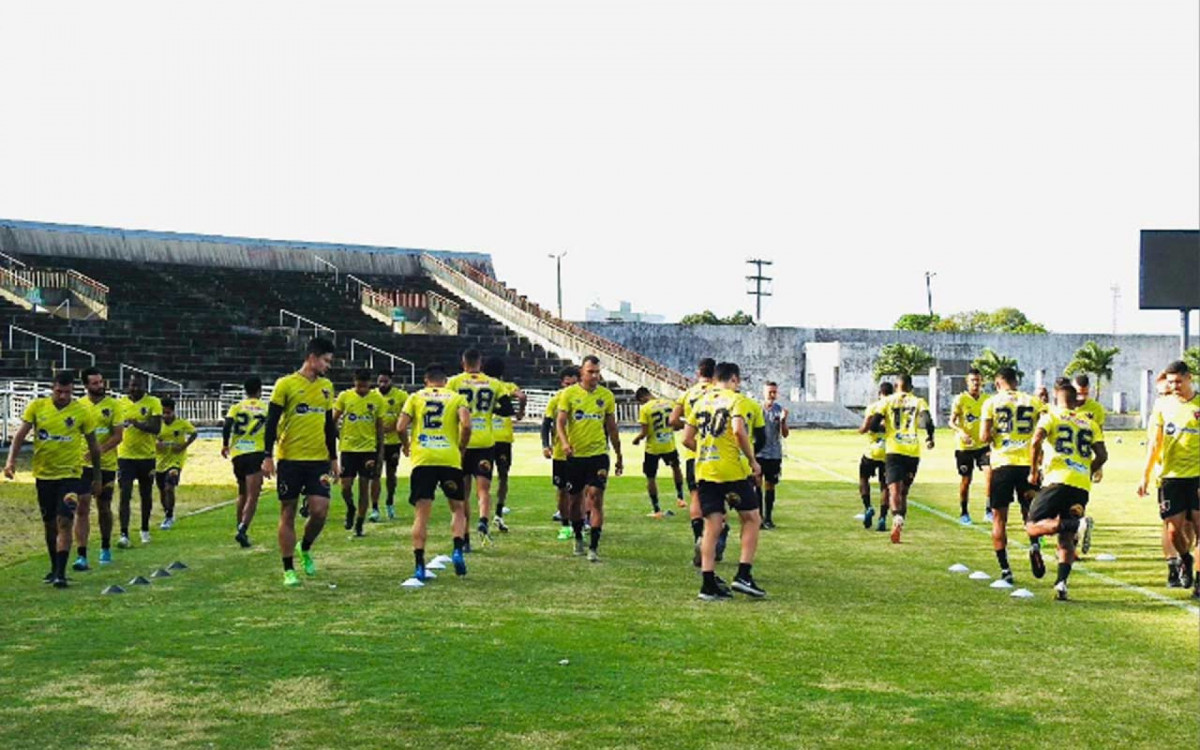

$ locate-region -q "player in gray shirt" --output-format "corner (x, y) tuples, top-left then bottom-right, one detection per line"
(756, 382), (789, 529)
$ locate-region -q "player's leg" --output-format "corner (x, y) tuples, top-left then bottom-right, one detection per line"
(97, 476), (115, 563)
(875, 463), (888, 529)
(72, 480), (92, 571)
(762, 460), (779, 528)
(475, 476), (494, 538)
(957, 453), (973, 524)
(35, 481), (59, 582)
(384, 446), (400, 518)
(696, 480), (729, 600)
(670, 457), (685, 507)
(857, 459), (875, 527)
(162, 470), (179, 528)
(410, 498), (432, 580)
(586, 474), (606, 562)
(137, 461), (154, 542)
(495, 444), (511, 524)
(1164, 511), (1190, 587)
(686, 458), (704, 564)
(278, 497), (301, 586)
(340, 456), (356, 530)
(52, 487), (78, 587)
(117, 460), (134, 547)
(731, 480), (765, 596)
(566, 462), (587, 556)
(643, 454), (661, 515)
(234, 470), (248, 536)
(355, 473), (372, 537)
(445, 470), (469, 575)
(299, 492), (330, 576)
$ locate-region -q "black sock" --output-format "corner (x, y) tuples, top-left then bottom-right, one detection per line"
(77, 546), (87, 559)
(572, 519), (584, 541)
(56, 549), (69, 578)
(590, 526), (602, 551)
(765, 489), (775, 522)
(343, 492), (355, 514)
(237, 522), (247, 534)
(648, 492), (660, 512)
(453, 537), (464, 551)
(1055, 562), (1072, 584)
(861, 493), (871, 510)
(496, 500), (505, 516)
(995, 549), (1010, 570)
(674, 481), (683, 500)
(414, 549), (425, 567)
(737, 562), (752, 580)
(561, 517), (570, 528)
(283, 556), (294, 571)
(300, 539), (313, 553)
(480, 516), (489, 528)
(44, 528), (56, 570)
(354, 518), (364, 534)
(702, 570), (716, 588)
(464, 531), (472, 547)
(691, 518), (703, 541)
(960, 497), (969, 515)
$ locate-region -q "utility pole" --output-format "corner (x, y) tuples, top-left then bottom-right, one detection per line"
(1110, 284), (1121, 334)
(925, 271), (937, 317)
(547, 251), (567, 319)
(746, 259), (773, 323)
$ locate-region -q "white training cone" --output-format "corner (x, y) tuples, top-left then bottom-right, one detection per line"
(948, 563), (970, 573)
(1010, 588), (1035, 599)
(990, 579), (1014, 590)
(430, 555), (453, 566)
(426, 561), (447, 571)
(969, 571), (991, 581)
(422, 570), (438, 580)
(1094, 553), (1117, 562)
(853, 513), (865, 521)
(401, 577), (425, 589)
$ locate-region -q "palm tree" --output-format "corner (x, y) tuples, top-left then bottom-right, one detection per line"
(1064, 341), (1121, 399)
(971, 348), (1023, 385)
(1184, 347), (1200, 377)
(873, 343), (935, 381)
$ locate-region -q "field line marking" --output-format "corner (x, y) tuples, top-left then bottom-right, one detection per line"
(182, 498), (238, 518)
(785, 453), (1200, 616)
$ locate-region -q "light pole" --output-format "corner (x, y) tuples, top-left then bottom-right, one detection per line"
(925, 271), (937, 317)
(548, 252), (567, 319)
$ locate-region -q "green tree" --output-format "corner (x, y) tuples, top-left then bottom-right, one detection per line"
(926, 308), (1048, 334)
(971, 348), (1024, 383)
(1185, 347), (1200, 377)
(722, 310), (755, 325)
(873, 343), (935, 381)
(1064, 341), (1121, 398)
(679, 310), (754, 325)
(894, 313), (941, 331)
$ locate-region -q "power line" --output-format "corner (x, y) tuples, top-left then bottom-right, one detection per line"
(746, 259), (773, 323)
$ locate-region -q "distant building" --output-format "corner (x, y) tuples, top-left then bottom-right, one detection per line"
(584, 300), (665, 324)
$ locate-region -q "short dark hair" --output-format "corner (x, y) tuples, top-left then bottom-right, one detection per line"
(377, 369), (393, 379)
(81, 366), (102, 382)
(560, 365), (580, 381)
(1164, 360), (1190, 376)
(582, 355), (600, 367)
(635, 387), (651, 400)
(424, 363), (447, 382)
(482, 356), (506, 379)
(462, 348), (482, 367)
(765, 381), (778, 388)
(1071, 373), (1090, 388)
(54, 371), (75, 387)
(244, 376), (262, 396)
(996, 367), (1019, 386)
(897, 373), (913, 390)
(879, 382), (894, 396)
(966, 368), (981, 377)
(1054, 377), (1077, 400)
(715, 362), (740, 382)
(307, 337), (335, 357)
(698, 358), (716, 378)
(354, 368), (372, 382)
(161, 396), (176, 410)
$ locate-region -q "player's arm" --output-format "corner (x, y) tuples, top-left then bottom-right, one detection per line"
(779, 409), (790, 438)
(1137, 422), (1164, 497)
(734, 415), (761, 478)
(261, 402), (284, 477)
(3, 421), (33, 479)
(515, 388), (527, 421)
(221, 415), (234, 458)
(605, 413), (622, 476)
(180, 426), (198, 453)
(1029, 427), (1047, 485)
(980, 415), (993, 445)
(85, 431), (103, 492)
(458, 406), (472, 452)
(130, 413), (161, 435)
(396, 412), (412, 456)
(556, 409), (573, 458)
(949, 402), (966, 440)
(681, 422), (698, 453)
(669, 402), (685, 430)
(632, 422), (649, 445)
(919, 407), (934, 449)
(540, 414), (554, 458)
(325, 410), (339, 476)
(374, 417), (385, 464)
(101, 424), (124, 455)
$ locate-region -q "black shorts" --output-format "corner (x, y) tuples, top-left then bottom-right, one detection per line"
(1029, 484), (1089, 524)
(340, 451), (381, 480)
(118, 458), (156, 485)
(77, 469), (117, 497)
(463, 447), (495, 480)
(232, 452), (264, 481)
(566, 454), (610, 494)
(494, 442), (513, 476)
(1158, 477), (1200, 520)
(859, 456), (885, 483)
(685, 458), (697, 492)
(955, 448), (990, 477)
(698, 479), (758, 517)
(383, 443), (402, 469)
(758, 458), (782, 485)
(642, 450), (680, 479)
(156, 467), (183, 490)
(884, 454), (920, 486)
(277, 460), (333, 502)
(409, 465), (466, 505)
(36, 478), (81, 522)
(990, 465), (1036, 509)
(552, 459), (568, 489)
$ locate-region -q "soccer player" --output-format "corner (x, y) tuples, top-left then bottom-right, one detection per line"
(154, 397), (196, 530)
(447, 349), (511, 547)
(397, 363), (473, 581)
(633, 387), (683, 517)
(261, 337), (338, 588)
(857, 382), (893, 530)
(222, 376), (267, 548)
(542, 365), (580, 540)
(950, 368), (989, 525)
(371, 369), (407, 521)
(483, 356), (526, 531)
(878, 374), (934, 544)
(116, 374), (162, 546)
(1137, 360), (1200, 595)
(756, 381), (788, 530)
(1027, 378), (1108, 601)
(979, 366), (1043, 583)
(4, 371), (102, 588)
(333, 369), (387, 537)
(670, 357), (716, 564)
(72, 367), (123, 569)
(682, 361), (766, 600)
(556, 355), (623, 561)
(1072, 373), (1107, 428)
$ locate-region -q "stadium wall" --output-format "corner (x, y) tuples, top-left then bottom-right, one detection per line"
(0, 220), (495, 277)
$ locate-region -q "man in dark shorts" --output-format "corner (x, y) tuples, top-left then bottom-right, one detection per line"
(73, 367), (123, 569)
(333, 369), (387, 537)
(372, 369), (407, 521)
(632, 387), (683, 517)
(755, 381), (789, 529)
(542, 366), (580, 539)
(116, 374), (162, 547)
(222, 376), (267, 548)
(857, 382), (893, 530)
(950, 368), (989, 525)
(483, 356), (525, 532)
(877, 374), (933, 544)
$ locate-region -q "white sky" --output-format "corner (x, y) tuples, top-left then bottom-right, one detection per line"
(2, 1), (1197, 334)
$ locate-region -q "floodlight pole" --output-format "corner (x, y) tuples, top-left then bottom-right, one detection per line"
(1183, 309), (1191, 357)
(548, 252), (567, 320)
(746, 259), (773, 323)
(925, 271), (937, 317)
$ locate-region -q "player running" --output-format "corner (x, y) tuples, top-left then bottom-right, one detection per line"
(1072, 373), (1107, 428)
(979, 367), (1044, 583)
(949, 368), (989, 525)
(483, 356), (525, 532)
(447, 349), (511, 548)
(72, 367), (123, 569)
(633, 387), (683, 517)
(670, 358), (716, 565)
(4, 371), (102, 588)
(542, 365), (580, 539)
(397, 364), (473, 582)
(857, 382), (893, 530)
(1027, 378), (1108, 601)
(222, 376), (267, 548)
(154, 397), (196, 530)
(333, 369), (387, 537)
(371, 369), (407, 521)
(877, 374), (934, 544)
(116, 374), (162, 547)
(1137, 360), (1200, 596)
(556, 355), (623, 562)
(683, 361), (766, 600)
(756, 381), (788, 530)
(262, 338), (339, 588)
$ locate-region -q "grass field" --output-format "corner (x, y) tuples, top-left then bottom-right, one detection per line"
(0, 430), (1196, 749)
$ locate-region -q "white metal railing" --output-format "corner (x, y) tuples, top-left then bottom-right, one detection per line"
(7, 325), (96, 369)
(119, 363), (183, 396)
(0, 251), (27, 270)
(313, 255), (339, 282)
(279, 308), (337, 343)
(174, 398), (225, 425)
(220, 382), (276, 414)
(522, 387), (639, 425)
(0, 266), (34, 300)
(350, 339), (416, 384)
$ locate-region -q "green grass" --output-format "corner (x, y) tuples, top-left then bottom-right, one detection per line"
(0, 431), (1196, 749)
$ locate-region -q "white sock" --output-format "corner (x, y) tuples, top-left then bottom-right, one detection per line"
(893, 515), (905, 528)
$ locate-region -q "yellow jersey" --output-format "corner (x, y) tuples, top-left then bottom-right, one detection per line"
(82, 396), (122, 472)
(1150, 393), (1200, 479)
(951, 391), (986, 450)
(638, 398), (677, 455)
(863, 398), (888, 461)
(334, 388), (388, 453)
(688, 387), (754, 483)
(1076, 398), (1106, 429)
(402, 386), (468, 468)
(447, 372), (501, 449)
(491, 381), (519, 444)
(23, 397), (96, 480)
(226, 398), (268, 458)
(156, 417), (196, 472)
(675, 382), (713, 460)
(981, 389), (1044, 468)
(739, 396), (766, 477)
(545, 389), (568, 461)
(557, 383), (616, 459)
(881, 392), (930, 458)
(117, 394), (163, 460)
(375, 387), (408, 446)
(270, 372), (335, 462)
(1037, 408), (1104, 491)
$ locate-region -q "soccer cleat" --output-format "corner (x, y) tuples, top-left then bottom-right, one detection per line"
(876, 516), (887, 533)
(344, 508), (354, 530)
(117, 534), (131, 549)
(959, 514), (972, 526)
(763, 520), (776, 530)
(283, 570), (302, 587)
(52, 577), (68, 589)
(552, 511), (563, 522)
(1029, 544), (1046, 579)
(1079, 516), (1094, 554)
(676, 498), (687, 508)
(354, 528), (365, 538)
(556, 526), (573, 541)
(99, 549), (113, 565)
(42, 571), (55, 584)
(732, 575), (766, 598)
(574, 537), (586, 557)
(300, 550), (316, 577)
(160, 516), (175, 531)
(1167, 562), (1183, 588)
(368, 509), (381, 523)
(451, 548), (467, 576)
(1054, 581), (1069, 601)
(648, 511), (664, 519)
(140, 530), (151, 544)
(72, 556), (90, 572)
(495, 517), (509, 533)
(1181, 554), (1195, 590)
(1001, 569), (1014, 585)
(697, 584), (733, 601)
(862, 506), (875, 529)
(587, 549), (600, 563)
(664, 509), (675, 517)
(477, 519), (490, 538)
(414, 565), (430, 582)
(889, 523), (902, 544)
(984, 509), (994, 524)
(235, 531), (252, 549)
(692, 539), (701, 568)
(386, 505), (396, 520)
